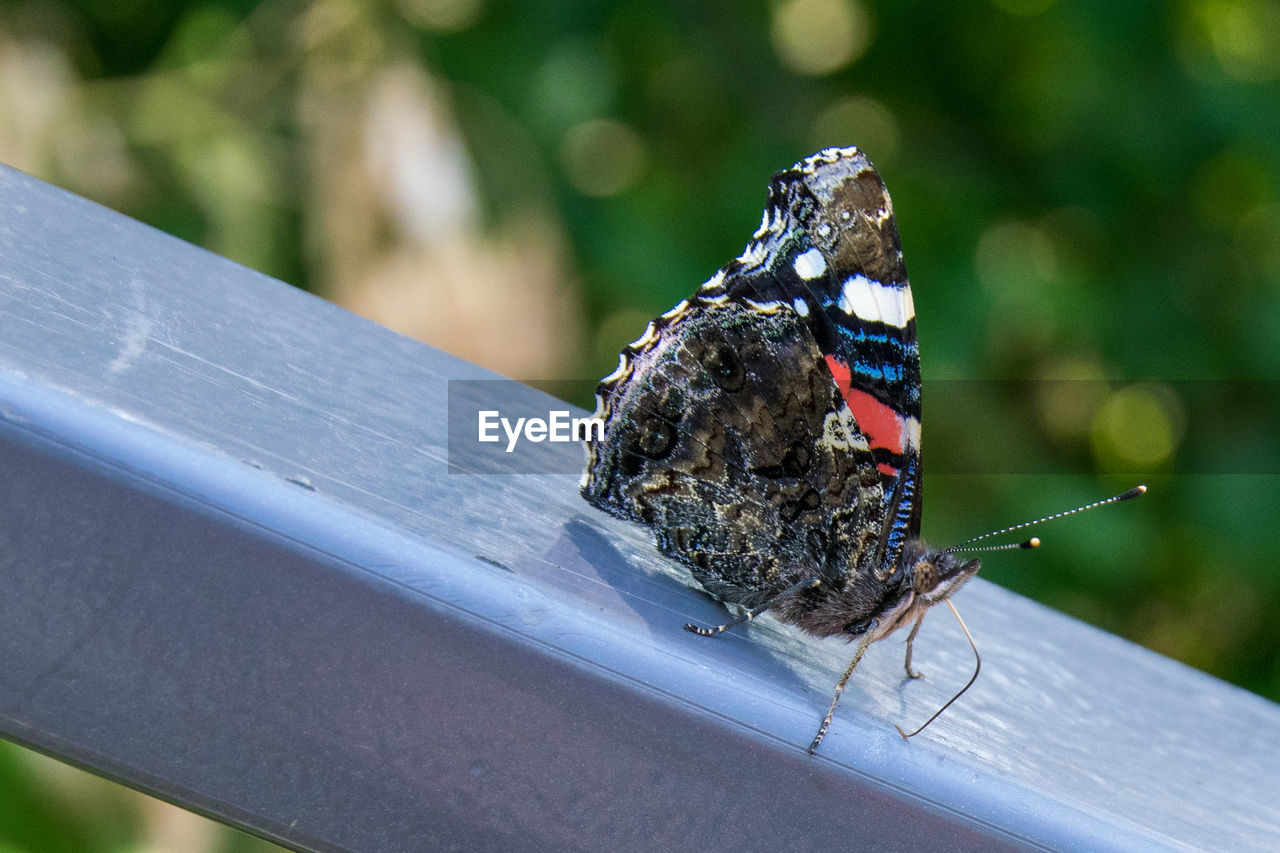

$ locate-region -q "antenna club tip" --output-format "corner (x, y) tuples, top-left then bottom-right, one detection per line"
(1027, 537), (1041, 549)
(1136, 484), (1148, 494)
(1119, 485), (1147, 501)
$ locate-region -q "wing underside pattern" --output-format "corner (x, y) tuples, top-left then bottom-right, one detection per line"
(584, 147), (924, 591)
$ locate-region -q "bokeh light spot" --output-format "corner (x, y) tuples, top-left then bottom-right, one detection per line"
(771, 0), (871, 77)
(530, 40), (617, 130)
(1192, 148), (1272, 230)
(975, 221), (1060, 358)
(975, 220), (1058, 296)
(810, 95), (898, 161)
(1034, 357), (1110, 445)
(1201, 0), (1280, 81)
(163, 6), (247, 76)
(1091, 384), (1185, 472)
(560, 119), (647, 197)
(1236, 203), (1280, 287)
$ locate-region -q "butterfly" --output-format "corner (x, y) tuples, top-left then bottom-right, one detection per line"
(580, 147), (1138, 753)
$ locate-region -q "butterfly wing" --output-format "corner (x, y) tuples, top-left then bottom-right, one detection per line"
(582, 296), (886, 607)
(583, 147), (922, 604)
(698, 148), (923, 575)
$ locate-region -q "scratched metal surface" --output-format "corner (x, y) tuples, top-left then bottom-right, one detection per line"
(1, 164), (1277, 852)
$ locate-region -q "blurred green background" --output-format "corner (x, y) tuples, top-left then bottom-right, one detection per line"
(3, 0), (1279, 848)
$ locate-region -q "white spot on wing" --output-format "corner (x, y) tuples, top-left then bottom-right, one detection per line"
(792, 248), (827, 280)
(737, 240), (768, 267)
(601, 353), (629, 385)
(837, 274), (915, 328)
(838, 274), (880, 323)
(792, 298), (809, 317)
(629, 321), (659, 349)
(904, 415), (921, 450)
(820, 409), (870, 452)
(661, 299), (690, 319)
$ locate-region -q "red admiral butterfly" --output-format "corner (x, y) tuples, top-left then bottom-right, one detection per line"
(581, 147), (1142, 754)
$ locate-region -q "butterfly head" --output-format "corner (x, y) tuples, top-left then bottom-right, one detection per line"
(908, 550), (981, 607)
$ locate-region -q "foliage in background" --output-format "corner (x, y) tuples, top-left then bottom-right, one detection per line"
(2, 0), (1279, 848)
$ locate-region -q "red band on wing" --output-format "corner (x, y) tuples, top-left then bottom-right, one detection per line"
(824, 355), (905, 476)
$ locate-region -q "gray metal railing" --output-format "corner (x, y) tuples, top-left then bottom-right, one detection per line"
(2, 164), (1278, 852)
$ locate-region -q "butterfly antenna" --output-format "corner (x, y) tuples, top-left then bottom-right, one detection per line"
(953, 538), (1041, 553)
(942, 485), (1146, 555)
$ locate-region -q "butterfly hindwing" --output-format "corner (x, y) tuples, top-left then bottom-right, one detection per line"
(582, 297), (887, 606)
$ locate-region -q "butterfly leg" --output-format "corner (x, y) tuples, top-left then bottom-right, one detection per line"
(683, 578), (822, 637)
(903, 614), (926, 680)
(808, 625), (878, 754)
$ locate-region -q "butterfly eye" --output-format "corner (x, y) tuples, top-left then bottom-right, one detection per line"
(703, 343), (745, 392)
(913, 561), (939, 594)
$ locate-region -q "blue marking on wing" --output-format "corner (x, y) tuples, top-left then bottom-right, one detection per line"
(849, 360), (904, 383)
(883, 453), (921, 572)
(831, 323), (921, 411)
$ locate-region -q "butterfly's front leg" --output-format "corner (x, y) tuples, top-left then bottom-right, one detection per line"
(809, 622), (878, 754)
(903, 614), (926, 679)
